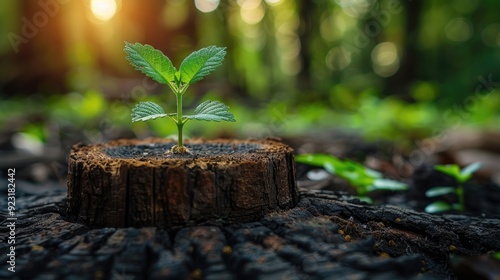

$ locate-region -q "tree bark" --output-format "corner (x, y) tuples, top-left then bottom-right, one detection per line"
(2, 188), (499, 279)
(67, 138), (299, 228)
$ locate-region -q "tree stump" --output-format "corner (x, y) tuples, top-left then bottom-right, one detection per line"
(66, 138), (298, 228)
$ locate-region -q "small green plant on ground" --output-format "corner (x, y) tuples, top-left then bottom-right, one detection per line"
(424, 162), (481, 213)
(124, 42), (235, 154)
(295, 154), (408, 203)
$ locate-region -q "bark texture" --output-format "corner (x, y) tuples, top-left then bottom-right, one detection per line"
(67, 138), (298, 228)
(1, 188), (499, 279)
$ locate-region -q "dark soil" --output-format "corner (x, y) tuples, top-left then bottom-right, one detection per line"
(105, 142), (261, 159)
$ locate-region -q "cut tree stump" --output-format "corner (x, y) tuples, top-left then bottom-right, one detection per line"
(67, 138), (298, 228)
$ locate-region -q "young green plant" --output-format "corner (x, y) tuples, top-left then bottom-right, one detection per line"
(424, 162), (481, 213)
(124, 42), (235, 153)
(296, 154), (408, 203)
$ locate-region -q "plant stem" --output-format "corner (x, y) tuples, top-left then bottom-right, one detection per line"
(456, 184), (465, 211)
(176, 92), (183, 148)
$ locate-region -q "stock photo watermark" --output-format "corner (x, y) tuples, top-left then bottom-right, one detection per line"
(341, 0), (403, 55)
(6, 168), (17, 273)
(397, 74), (500, 177)
(7, 0), (70, 53)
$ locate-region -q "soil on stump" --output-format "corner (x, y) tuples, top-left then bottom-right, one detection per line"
(66, 138), (299, 228)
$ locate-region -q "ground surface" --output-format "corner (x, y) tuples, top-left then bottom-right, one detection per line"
(0, 182), (499, 280)
(1, 131), (500, 279)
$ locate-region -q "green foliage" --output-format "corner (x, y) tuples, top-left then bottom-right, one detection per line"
(425, 186), (455, 197)
(424, 162), (481, 213)
(124, 42), (235, 153)
(434, 162), (481, 184)
(124, 42), (176, 85)
(424, 201), (453, 213)
(179, 46), (227, 85)
(131, 101), (168, 122)
(295, 154), (408, 203)
(185, 100), (236, 122)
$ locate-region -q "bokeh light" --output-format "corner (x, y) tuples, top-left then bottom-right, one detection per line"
(239, 0), (265, 25)
(325, 47), (351, 71)
(90, 0), (117, 21)
(264, 0), (284, 6)
(334, 0), (372, 18)
(445, 18), (473, 42)
(371, 42), (399, 77)
(481, 23), (500, 47)
(195, 0), (220, 13)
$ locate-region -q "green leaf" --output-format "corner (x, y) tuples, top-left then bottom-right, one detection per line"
(124, 42), (176, 85)
(425, 186), (456, 197)
(357, 196), (373, 204)
(131, 101), (168, 122)
(434, 164), (461, 180)
(184, 100), (235, 122)
(295, 154), (407, 195)
(459, 162), (481, 183)
(369, 179), (408, 191)
(424, 201), (452, 213)
(363, 167), (383, 179)
(179, 46), (226, 84)
(295, 154), (343, 174)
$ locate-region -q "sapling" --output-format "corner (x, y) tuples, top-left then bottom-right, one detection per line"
(424, 162), (481, 213)
(296, 154), (408, 203)
(124, 42), (235, 154)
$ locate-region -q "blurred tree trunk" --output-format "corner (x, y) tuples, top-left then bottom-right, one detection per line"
(385, 0), (421, 99)
(297, 0), (314, 92)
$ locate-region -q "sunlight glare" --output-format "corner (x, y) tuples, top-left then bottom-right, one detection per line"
(91, 0), (117, 21)
(195, 0), (220, 13)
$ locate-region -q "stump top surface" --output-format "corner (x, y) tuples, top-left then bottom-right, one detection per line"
(71, 138), (293, 164)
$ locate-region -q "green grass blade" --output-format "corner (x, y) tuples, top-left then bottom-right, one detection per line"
(131, 101), (168, 122)
(179, 46), (226, 85)
(124, 42), (177, 85)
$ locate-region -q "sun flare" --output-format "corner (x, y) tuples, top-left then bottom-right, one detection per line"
(90, 0), (117, 21)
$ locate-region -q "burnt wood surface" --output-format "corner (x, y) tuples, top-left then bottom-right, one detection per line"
(67, 138), (298, 228)
(1, 187), (499, 279)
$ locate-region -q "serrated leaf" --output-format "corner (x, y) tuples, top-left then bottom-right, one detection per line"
(184, 100), (235, 122)
(124, 42), (176, 85)
(131, 101), (168, 122)
(425, 201), (452, 213)
(425, 186), (456, 197)
(179, 46), (226, 84)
